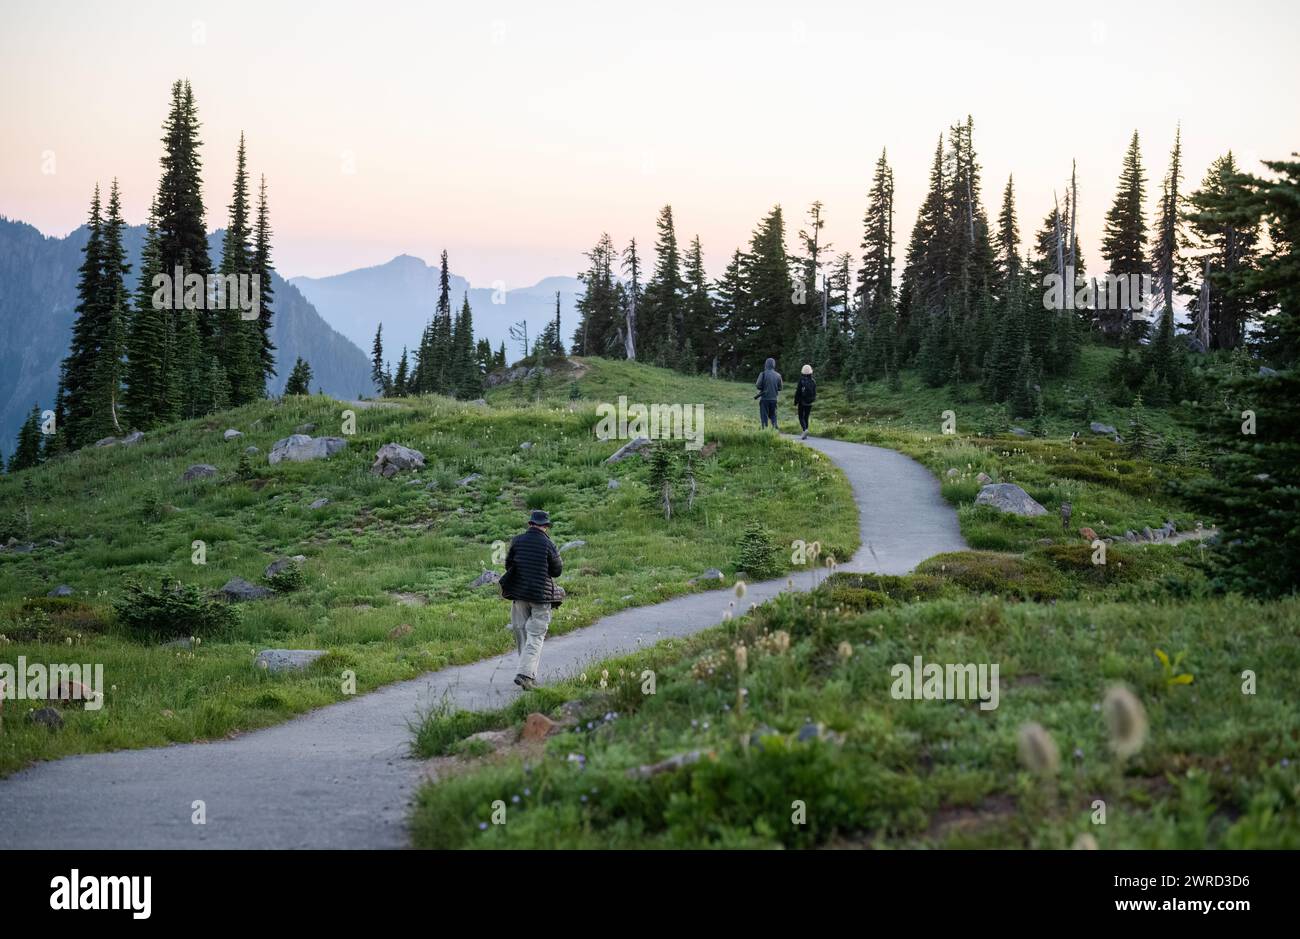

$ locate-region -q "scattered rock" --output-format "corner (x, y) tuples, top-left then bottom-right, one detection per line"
(748, 725), (779, 748)
(520, 712), (561, 741)
(50, 679), (99, 707)
(519, 441), (533, 450)
(94, 431), (144, 448)
(28, 707), (63, 729)
(244, 445), (260, 455)
(387, 623), (413, 640)
(688, 568), (725, 586)
(1142, 526), (1155, 542)
(218, 577), (274, 602)
(559, 540), (586, 553)
(1010, 427), (1031, 437)
(47, 585), (74, 598)
(295, 423), (317, 433)
(1259, 366), (1278, 377)
(254, 649), (326, 673)
(370, 442), (426, 477)
(161, 637), (196, 650)
(626, 749), (713, 779)
(268, 434), (348, 464)
(456, 473), (482, 487)
(469, 398), (488, 407)
(182, 464), (218, 482)
(463, 728), (513, 750)
(469, 570), (501, 589)
(946, 468), (959, 478)
(309, 498), (330, 510)
(390, 591), (427, 606)
(223, 429), (243, 441)
(976, 472), (993, 484)
(605, 436), (651, 463)
(606, 478), (620, 490)
(796, 722), (825, 743)
(974, 483), (1047, 517)
(1090, 422), (1117, 435)
(1079, 527), (1099, 542)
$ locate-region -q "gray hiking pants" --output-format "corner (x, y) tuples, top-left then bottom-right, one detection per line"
(510, 600), (553, 680)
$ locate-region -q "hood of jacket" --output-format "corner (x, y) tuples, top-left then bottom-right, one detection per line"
(764, 357), (776, 371)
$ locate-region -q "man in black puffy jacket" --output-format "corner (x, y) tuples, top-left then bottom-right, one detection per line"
(499, 510), (564, 690)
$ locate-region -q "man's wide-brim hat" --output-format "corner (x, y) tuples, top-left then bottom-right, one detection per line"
(529, 509), (552, 526)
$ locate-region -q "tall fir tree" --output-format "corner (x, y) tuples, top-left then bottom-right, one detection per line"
(217, 133), (256, 405)
(858, 148), (896, 317)
(9, 405), (45, 472)
(251, 174), (276, 391)
(682, 235), (717, 373)
(746, 205), (793, 369)
(621, 239), (643, 360)
(1186, 152), (1262, 351)
(641, 205), (685, 367)
(572, 233), (619, 356)
(56, 185), (105, 450)
(371, 323), (388, 395)
(1101, 130), (1150, 339)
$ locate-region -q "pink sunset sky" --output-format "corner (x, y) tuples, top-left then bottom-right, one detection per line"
(2, 0), (1297, 289)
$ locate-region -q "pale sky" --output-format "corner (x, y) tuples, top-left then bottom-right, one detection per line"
(2, 0), (1297, 290)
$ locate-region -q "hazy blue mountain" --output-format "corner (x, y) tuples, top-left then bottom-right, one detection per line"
(290, 257), (582, 367)
(0, 216), (373, 458)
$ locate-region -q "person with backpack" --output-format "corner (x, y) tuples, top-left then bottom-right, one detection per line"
(754, 357), (783, 430)
(794, 364), (817, 439)
(498, 509), (565, 690)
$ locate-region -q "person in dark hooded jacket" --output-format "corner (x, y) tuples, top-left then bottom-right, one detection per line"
(794, 363), (817, 439)
(499, 509), (564, 689)
(754, 357), (783, 429)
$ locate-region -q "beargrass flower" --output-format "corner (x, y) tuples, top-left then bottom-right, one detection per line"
(1016, 722), (1061, 776)
(1102, 685), (1148, 759)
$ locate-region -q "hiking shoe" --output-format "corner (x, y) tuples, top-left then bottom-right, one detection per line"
(514, 674), (538, 690)
(801, 430), (808, 439)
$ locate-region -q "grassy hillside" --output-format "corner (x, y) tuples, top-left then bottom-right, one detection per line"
(408, 353), (1300, 849)
(0, 358), (856, 775)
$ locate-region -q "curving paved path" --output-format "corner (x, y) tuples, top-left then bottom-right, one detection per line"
(0, 436), (965, 849)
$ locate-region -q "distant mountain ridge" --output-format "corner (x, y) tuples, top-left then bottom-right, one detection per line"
(290, 257), (582, 368)
(0, 216), (373, 458)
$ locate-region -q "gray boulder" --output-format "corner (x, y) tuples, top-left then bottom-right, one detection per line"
(519, 441), (533, 451)
(28, 707), (63, 730)
(1090, 422), (1117, 435)
(976, 472), (993, 484)
(295, 423), (317, 434)
(309, 498), (330, 510)
(47, 585), (74, 598)
(607, 478), (620, 489)
(94, 432), (142, 447)
(371, 442), (426, 477)
(1010, 427), (1031, 437)
(244, 445), (260, 455)
(218, 577), (274, 602)
(689, 568), (725, 586)
(254, 649), (326, 673)
(268, 434), (348, 465)
(182, 464), (218, 482)
(223, 429), (243, 441)
(974, 483), (1047, 517)
(469, 570), (501, 589)
(1259, 366), (1278, 377)
(559, 540), (586, 553)
(605, 436), (652, 463)
(456, 473), (482, 487)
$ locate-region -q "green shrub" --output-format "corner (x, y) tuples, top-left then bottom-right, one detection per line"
(734, 520), (780, 579)
(112, 578), (240, 641)
(266, 564), (306, 593)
